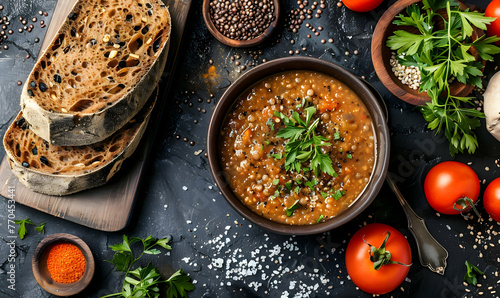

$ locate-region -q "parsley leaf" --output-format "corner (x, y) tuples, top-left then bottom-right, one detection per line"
(13, 218), (35, 240)
(166, 269), (196, 298)
(333, 190), (346, 200)
(317, 214), (324, 223)
(464, 261), (483, 286)
(103, 235), (194, 298)
(387, 1), (500, 155)
(35, 223), (46, 234)
(286, 200), (301, 217)
(275, 105), (337, 177)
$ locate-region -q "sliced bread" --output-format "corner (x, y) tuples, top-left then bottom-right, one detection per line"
(21, 0), (170, 146)
(3, 90), (157, 196)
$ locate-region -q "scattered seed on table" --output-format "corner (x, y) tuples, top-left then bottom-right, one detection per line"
(337, 2), (342, 7)
(183, 137), (188, 142)
(295, 50), (300, 54)
(302, 47), (306, 51)
(345, 51), (349, 56)
(291, 39), (295, 45)
(485, 167), (490, 171)
(194, 120), (198, 124)
(315, 31), (320, 36)
(8, 29), (13, 34)
(32, 17), (37, 22)
(18, 28), (23, 33)
(209, 59), (213, 65)
(289, 50), (293, 55)
(307, 34), (311, 38)
(34, 37), (39, 43)
(17, 81), (22, 86)
(43, 12), (48, 16)
(354, 50), (359, 55)
(235, 61), (240, 66)
(0, 5), (3, 10)
(3, 45), (8, 50)
(321, 39), (326, 43)
(189, 141), (195, 146)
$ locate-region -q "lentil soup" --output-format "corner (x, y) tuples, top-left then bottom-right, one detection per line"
(219, 70), (375, 225)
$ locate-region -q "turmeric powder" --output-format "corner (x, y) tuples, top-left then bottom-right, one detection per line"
(46, 243), (86, 283)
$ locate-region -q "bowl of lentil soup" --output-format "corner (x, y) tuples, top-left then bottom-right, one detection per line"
(32, 233), (95, 296)
(207, 57), (390, 235)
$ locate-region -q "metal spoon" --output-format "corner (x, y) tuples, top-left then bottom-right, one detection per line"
(386, 174), (448, 275)
(359, 79), (448, 274)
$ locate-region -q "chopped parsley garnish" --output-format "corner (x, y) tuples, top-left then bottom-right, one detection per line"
(320, 192), (329, 199)
(294, 186), (300, 194)
(266, 118), (275, 131)
(346, 153), (353, 159)
(272, 179), (280, 185)
(286, 200), (301, 217)
(275, 106), (337, 177)
(333, 131), (341, 140)
(268, 152), (283, 160)
(333, 190), (346, 200)
(317, 214), (324, 223)
(284, 181), (292, 190)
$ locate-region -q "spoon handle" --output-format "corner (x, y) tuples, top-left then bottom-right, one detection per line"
(386, 173), (448, 275)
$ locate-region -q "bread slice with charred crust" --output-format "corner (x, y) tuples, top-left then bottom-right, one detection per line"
(21, 0), (170, 146)
(3, 92), (157, 196)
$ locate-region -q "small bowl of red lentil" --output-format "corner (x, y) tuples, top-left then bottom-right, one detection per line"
(202, 0), (280, 48)
(32, 233), (95, 296)
(207, 57), (390, 235)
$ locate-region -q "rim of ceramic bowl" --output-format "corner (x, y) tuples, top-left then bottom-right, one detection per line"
(207, 57), (390, 235)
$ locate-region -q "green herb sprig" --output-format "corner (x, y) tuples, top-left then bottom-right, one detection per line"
(103, 235), (194, 298)
(274, 106), (337, 177)
(14, 218), (45, 240)
(387, 0), (500, 155)
(464, 260), (483, 286)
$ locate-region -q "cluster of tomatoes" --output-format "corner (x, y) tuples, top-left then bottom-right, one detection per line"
(345, 161), (500, 295)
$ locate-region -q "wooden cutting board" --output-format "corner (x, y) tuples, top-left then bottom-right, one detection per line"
(0, 0), (192, 231)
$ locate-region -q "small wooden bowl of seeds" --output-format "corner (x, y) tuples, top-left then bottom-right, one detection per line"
(202, 0), (280, 48)
(372, 0), (484, 106)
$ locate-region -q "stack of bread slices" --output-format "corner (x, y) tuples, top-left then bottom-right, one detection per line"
(2, 0), (171, 195)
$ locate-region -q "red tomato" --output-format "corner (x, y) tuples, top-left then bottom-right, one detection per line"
(484, 178), (500, 222)
(424, 161), (480, 215)
(485, 0), (500, 45)
(342, 0), (383, 12)
(345, 223), (411, 295)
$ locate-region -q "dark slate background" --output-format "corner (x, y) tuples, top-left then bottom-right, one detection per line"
(0, 0), (499, 297)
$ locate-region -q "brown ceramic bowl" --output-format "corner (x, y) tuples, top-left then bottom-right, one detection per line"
(202, 0), (280, 48)
(207, 57), (390, 235)
(32, 233), (95, 296)
(372, 0), (483, 106)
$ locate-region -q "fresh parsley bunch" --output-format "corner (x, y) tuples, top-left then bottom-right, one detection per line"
(387, 0), (500, 155)
(274, 106), (336, 177)
(102, 235), (194, 298)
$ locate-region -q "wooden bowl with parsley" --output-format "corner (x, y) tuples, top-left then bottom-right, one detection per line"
(372, 0), (491, 106)
(207, 57), (390, 235)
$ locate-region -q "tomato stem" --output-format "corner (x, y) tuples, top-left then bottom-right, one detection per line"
(363, 231), (411, 270)
(453, 197), (481, 219)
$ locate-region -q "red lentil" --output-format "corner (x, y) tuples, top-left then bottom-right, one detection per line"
(46, 243), (86, 283)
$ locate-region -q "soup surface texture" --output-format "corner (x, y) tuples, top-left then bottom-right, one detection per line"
(220, 71), (375, 225)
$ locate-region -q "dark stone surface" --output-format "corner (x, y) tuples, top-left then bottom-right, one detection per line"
(0, 0), (499, 297)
